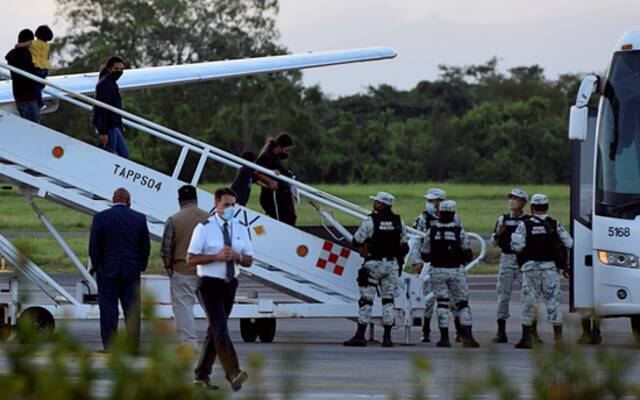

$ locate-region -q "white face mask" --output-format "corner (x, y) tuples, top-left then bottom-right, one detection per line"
(222, 206), (235, 221)
(425, 203), (436, 214)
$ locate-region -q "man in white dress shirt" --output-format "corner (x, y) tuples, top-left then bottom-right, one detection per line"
(187, 187), (253, 391)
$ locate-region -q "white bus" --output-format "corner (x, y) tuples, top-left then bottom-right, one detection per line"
(569, 30), (640, 341)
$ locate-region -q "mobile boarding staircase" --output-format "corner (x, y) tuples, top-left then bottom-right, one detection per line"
(0, 63), (485, 343)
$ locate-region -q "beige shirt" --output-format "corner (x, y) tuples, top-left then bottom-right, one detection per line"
(160, 202), (210, 275)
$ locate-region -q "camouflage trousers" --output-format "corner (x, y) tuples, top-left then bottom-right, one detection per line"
(431, 267), (473, 328)
(521, 261), (563, 326)
(423, 272), (456, 319)
(496, 253), (522, 320)
(423, 277), (435, 318)
(358, 260), (398, 326)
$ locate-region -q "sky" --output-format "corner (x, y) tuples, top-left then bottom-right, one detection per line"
(2, 0), (640, 96)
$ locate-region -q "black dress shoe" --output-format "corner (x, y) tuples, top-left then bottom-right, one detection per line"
(193, 378), (219, 390)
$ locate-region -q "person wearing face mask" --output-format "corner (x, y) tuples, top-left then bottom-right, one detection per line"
(490, 188), (530, 343)
(424, 200), (479, 348)
(256, 134), (297, 226)
(187, 187), (252, 391)
(343, 192), (409, 348)
(511, 194), (573, 349)
(161, 185), (210, 352)
(411, 188), (465, 343)
(89, 188), (150, 353)
(92, 56), (128, 158)
(410, 188), (444, 342)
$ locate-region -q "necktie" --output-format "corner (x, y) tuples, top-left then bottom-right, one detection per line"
(223, 222), (235, 280)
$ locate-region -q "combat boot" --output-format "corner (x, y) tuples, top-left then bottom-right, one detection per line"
(491, 319), (508, 343)
(437, 328), (451, 347)
(367, 323), (377, 343)
(531, 320), (544, 344)
(454, 317), (463, 343)
(421, 318), (431, 343)
(590, 319), (602, 345)
(343, 323), (367, 347)
(382, 325), (394, 348)
(553, 325), (563, 347)
(514, 325), (533, 349)
(576, 318), (592, 345)
(462, 325), (480, 348)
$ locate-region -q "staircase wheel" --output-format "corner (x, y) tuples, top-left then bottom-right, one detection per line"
(256, 318), (276, 343)
(18, 307), (55, 342)
(240, 318), (258, 343)
(0, 305), (14, 342)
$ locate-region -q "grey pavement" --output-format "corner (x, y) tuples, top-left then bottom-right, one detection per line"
(0, 273), (639, 399)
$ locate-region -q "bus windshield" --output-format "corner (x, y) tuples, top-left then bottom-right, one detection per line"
(596, 50), (640, 219)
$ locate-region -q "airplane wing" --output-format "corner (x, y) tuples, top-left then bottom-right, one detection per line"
(0, 47), (396, 105)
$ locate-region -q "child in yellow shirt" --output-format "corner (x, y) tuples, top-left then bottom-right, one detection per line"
(30, 25), (54, 109)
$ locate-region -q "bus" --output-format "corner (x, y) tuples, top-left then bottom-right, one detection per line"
(569, 30), (640, 341)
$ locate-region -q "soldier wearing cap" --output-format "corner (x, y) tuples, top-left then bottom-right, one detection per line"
(423, 200), (479, 348)
(490, 188), (530, 343)
(411, 188), (464, 343)
(343, 192), (409, 348)
(511, 194), (573, 349)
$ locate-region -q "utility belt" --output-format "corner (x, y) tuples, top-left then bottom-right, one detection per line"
(357, 268), (380, 288)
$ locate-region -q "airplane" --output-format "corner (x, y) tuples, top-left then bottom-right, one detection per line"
(0, 47), (397, 114)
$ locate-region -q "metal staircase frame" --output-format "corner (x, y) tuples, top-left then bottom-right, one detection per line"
(0, 62), (485, 342)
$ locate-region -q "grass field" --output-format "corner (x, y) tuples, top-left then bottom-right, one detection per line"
(0, 183), (569, 274)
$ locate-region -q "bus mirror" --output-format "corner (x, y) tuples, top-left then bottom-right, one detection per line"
(568, 106), (588, 141)
(576, 75), (599, 107)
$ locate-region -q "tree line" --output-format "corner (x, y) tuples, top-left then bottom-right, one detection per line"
(41, 0), (580, 184)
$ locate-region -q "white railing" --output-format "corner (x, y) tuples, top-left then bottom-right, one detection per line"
(0, 62), (378, 223)
(0, 63), (487, 267)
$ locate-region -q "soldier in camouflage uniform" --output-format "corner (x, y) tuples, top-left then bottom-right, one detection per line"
(423, 200), (479, 348)
(511, 194), (573, 349)
(411, 188), (445, 343)
(490, 188), (529, 343)
(343, 192), (409, 348)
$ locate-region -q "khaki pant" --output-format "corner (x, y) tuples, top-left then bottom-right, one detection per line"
(171, 271), (200, 347)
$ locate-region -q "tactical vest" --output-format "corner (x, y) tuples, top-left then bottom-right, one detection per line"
(368, 211), (402, 259)
(429, 225), (463, 268)
(519, 217), (557, 263)
(496, 213), (529, 254)
(414, 211), (438, 232)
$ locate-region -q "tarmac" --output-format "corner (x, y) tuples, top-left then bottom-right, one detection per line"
(1, 273), (639, 399)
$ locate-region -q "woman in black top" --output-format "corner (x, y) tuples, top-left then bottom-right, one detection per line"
(256, 134), (297, 226)
(231, 151), (277, 206)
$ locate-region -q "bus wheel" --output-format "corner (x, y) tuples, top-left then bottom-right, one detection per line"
(630, 316), (640, 344)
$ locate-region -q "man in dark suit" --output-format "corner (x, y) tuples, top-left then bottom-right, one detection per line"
(89, 188), (150, 352)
